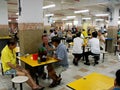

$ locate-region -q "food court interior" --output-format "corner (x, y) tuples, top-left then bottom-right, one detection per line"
(0, 0), (120, 90)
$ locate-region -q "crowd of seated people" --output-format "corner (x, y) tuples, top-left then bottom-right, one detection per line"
(45, 26), (106, 66)
(1, 25), (110, 89)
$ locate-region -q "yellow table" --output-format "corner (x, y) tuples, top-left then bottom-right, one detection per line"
(18, 54), (58, 67)
(0, 36), (11, 39)
(67, 72), (114, 90)
(18, 54), (58, 84)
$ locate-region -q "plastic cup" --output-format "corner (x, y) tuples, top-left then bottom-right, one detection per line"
(32, 54), (38, 60)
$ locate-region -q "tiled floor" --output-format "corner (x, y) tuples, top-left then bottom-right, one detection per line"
(0, 48), (120, 90)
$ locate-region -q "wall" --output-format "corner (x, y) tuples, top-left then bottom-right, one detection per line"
(0, 27), (9, 36)
(19, 29), (43, 55)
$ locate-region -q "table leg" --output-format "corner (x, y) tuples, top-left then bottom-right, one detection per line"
(11, 75), (15, 88)
(20, 83), (23, 90)
(102, 53), (105, 63)
(82, 46), (85, 61)
(35, 73), (39, 85)
(114, 46), (117, 55)
(105, 40), (107, 51)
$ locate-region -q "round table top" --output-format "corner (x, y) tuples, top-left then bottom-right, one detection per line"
(11, 76), (28, 83)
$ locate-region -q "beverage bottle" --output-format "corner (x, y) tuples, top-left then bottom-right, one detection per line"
(42, 55), (46, 62)
(38, 56), (41, 64)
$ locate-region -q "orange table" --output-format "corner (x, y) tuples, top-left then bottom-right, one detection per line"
(18, 54), (58, 67)
(67, 72), (114, 90)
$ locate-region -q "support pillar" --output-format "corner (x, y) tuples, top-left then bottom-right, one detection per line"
(0, 0), (9, 36)
(44, 17), (51, 32)
(18, 0), (44, 55)
(76, 16), (82, 31)
(107, 6), (119, 53)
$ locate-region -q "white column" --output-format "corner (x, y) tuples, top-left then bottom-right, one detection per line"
(0, 0), (8, 25)
(109, 6), (119, 26)
(18, 0), (43, 23)
(77, 16), (82, 26)
(107, 6), (120, 53)
(44, 17), (51, 26)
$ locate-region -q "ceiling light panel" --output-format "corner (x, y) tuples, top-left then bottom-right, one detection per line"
(66, 16), (76, 19)
(82, 17), (91, 20)
(74, 9), (89, 13)
(45, 14), (54, 17)
(95, 14), (109, 16)
(62, 18), (68, 20)
(42, 4), (55, 9)
(95, 19), (104, 21)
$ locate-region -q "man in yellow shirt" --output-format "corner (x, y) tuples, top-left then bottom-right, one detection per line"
(1, 39), (44, 90)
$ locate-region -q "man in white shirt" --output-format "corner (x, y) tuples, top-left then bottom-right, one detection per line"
(84, 31), (100, 65)
(49, 29), (55, 40)
(73, 32), (84, 66)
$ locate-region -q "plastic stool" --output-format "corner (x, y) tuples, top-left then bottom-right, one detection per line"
(11, 76), (28, 90)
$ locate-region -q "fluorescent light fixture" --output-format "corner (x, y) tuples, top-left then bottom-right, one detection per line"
(8, 19), (11, 22)
(95, 19), (104, 21)
(95, 14), (109, 17)
(16, 19), (19, 21)
(42, 4), (55, 9)
(74, 9), (89, 14)
(66, 16), (76, 19)
(66, 23), (72, 25)
(118, 21), (120, 24)
(62, 18), (68, 20)
(16, 12), (19, 15)
(45, 14), (54, 17)
(82, 18), (91, 20)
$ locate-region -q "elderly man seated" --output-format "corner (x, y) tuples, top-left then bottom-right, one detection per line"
(1, 39), (44, 90)
(84, 31), (100, 65)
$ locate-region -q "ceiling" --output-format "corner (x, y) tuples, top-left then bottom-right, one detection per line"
(6, 0), (120, 22)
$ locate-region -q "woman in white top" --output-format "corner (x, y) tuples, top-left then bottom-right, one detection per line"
(84, 31), (100, 65)
(73, 32), (84, 66)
